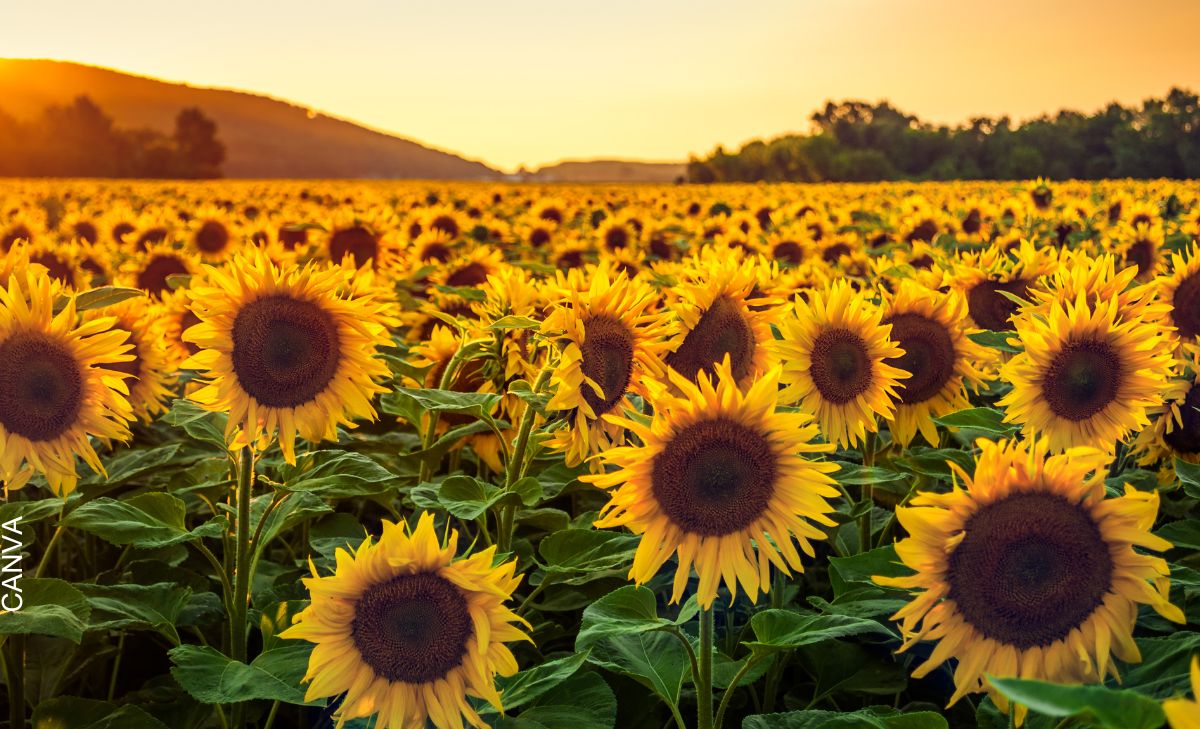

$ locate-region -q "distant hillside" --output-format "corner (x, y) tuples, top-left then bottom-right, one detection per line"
(0, 59), (500, 179)
(526, 159), (686, 183)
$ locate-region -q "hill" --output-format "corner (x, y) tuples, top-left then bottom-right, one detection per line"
(525, 159), (686, 183)
(0, 59), (500, 179)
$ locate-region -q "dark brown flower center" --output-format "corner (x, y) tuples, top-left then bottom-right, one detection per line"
(1172, 271), (1200, 342)
(445, 262), (489, 288)
(1125, 240), (1155, 279)
(809, 328), (873, 404)
(773, 241), (804, 265)
(905, 219), (938, 244)
(278, 225), (308, 250)
(1165, 383), (1200, 455)
(1041, 339), (1121, 422)
(31, 253), (74, 285)
(136, 227), (168, 251)
(884, 313), (956, 404)
(195, 220), (230, 254)
(666, 296), (755, 383)
(230, 295), (341, 408)
(947, 491), (1112, 648)
(73, 221), (98, 244)
(0, 332), (83, 441)
(822, 243), (852, 263)
(351, 572), (473, 684)
(2, 224), (31, 252)
(604, 226), (629, 250)
(329, 226), (378, 268)
(136, 254), (190, 298)
(579, 316), (634, 416)
(652, 418), (776, 536)
(966, 278), (1031, 331)
(431, 215), (459, 238)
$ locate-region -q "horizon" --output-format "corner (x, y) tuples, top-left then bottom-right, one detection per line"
(5, 0), (1200, 173)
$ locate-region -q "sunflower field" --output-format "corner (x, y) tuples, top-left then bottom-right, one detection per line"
(3, 178), (1200, 729)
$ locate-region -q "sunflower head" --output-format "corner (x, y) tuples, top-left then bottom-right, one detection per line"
(877, 438), (1182, 723)
(182, 250), (392, 463)
(773, 281), (909, 448)
(585, 360), (839, 608)
(999, 290), (1172, 452)
(0, 264), (134, 494)
(283, 512), (529, 729)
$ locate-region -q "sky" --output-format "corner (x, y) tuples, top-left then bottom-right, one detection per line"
(4, 0), (1200, 172)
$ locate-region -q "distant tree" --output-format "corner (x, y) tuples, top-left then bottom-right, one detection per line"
(173, 108), (225, 179)
(688, 88), (1200, 183)
(0, 97), (226, 179)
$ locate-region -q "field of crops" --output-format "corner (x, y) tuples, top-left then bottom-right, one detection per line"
(3, 178), (1200, 729)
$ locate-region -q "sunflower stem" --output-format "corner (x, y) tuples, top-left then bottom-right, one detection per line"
(498, 366), (552, 552)
(3, 635), (25, 729)
(230, 446), (254, 729)
(714, 654), (762, 729)
(697, 607), (715, 729)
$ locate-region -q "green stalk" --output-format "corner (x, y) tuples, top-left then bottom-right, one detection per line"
(230, 446), (254, 729)
(714, 655), (763, 729)
(697, 607), (715, 729)
(3, 635), (25, 729)
(418, 342), (473, 483)
(497, 366), (552, 552)
(859, 431), (877, 554)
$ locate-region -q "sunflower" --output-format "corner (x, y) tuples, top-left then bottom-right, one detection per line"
(1165, 657), (1200, 729)
(84, 297), (177, 422)
(951, 240), (1058, 332)
(182, 250), (393, 463)
(0, 265), (134, 494)
(663, 256), (780, 388)
(880, 281), (989, 447)
(543, 269), (672, 467)
(1116, 221), (1165, 282)
(283, 512), (530, 729)
(999, 291), (1172, 453)
(876, 438), (1183, 723)
(121, 243), (200, 300)
(1154, 245), (1200, 356)
(188, 208), (239, 261)
(585, 361), (840, 608)
(772, 281), (909, 448)
(1130, 359), (1200, 471)
(429, 245), (505, 292)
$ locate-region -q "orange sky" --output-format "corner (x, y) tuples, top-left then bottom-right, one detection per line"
(6, 0), (1200, 172)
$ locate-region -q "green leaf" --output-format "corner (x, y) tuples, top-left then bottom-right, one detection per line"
(1121, 633), (1200, 697)
(743, 707), (949, 728)
(968, 330), (1021, 353)
(488, 315), (542, 331)
(486, 652), (589, 713)
(828, 545), (909, 598)
(932, 407), (1020, 436)
(277, 450), (398, 497)
(63, 493), (226, 549)
(67, 286), (146, 313)
(539, 530), (639, 587)
(986, 676), (1165, 729)
(168, 643), (314, 705)
(892, 447), (975, 479)
(0, 498), (65, 528)
(493, 672), (616, 729)
(576, 586), (694, 651)
(79, 582), (192, 644)
(744, 609), (893, 657)
(31, 697), (170, 729)
(162, 400), (229, 450)
(81, 443), (185, 487)
(830, 463), (909, 486)
(382, 387), (502, 429)
(586, 631), (689, 708)
(1155, 519), (1200, 551)
(1175, 458), (1200, 499)
(0, 578), (91, 642)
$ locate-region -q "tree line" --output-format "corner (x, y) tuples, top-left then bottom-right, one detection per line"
(0, 95), (225, 178)
(687, 88), (1200, 183)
